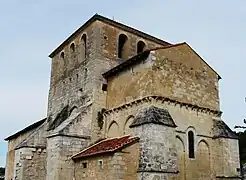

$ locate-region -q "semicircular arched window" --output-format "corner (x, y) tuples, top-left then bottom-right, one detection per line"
(70, 43), (75, 52)
(118, 34), (128, 59)
(60, 52), (65, 59)
(188, 131), (195, 158)
(137, 40), (146, 54)
(81, 34), (87, 59)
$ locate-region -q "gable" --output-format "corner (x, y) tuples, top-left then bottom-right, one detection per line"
(49, 14), (170, 58)
(105, 42), (220, 110)
(5, 118), (46, 141)
(154, 43), (221, 80)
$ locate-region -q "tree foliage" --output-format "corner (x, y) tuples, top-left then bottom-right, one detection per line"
(237, 131), (246, 164)
(0, 167), (5, 180)
(0, 167), (4, 175)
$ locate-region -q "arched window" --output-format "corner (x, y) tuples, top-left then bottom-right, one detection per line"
(108, 121), (119, 138)
(137, 41), (146, 53)
(70, 43), (75, 52)
(84, 68), (88, 81)
(123, 115), (134, 135)
(118, 34), (128, 59)
(188, 131), (195, 158)
(81, 34), (87, 59)
(60, 52), (65, 59)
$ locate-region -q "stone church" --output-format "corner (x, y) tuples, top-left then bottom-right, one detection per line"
(4, 14), (241, 180)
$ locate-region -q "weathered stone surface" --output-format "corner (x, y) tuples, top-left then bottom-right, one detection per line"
(4, 14), (241, 180)
(129, 106), (176, 128)
(212, 120), (238, 139)
(47, 105), (69, 131)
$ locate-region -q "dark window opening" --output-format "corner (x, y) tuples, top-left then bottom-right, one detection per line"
(188, 131), (195, 158)
(78, 88), (83, 97)
(70, 43), (75, 52)
(60, 52), (65, 59)
(102, 84), (107, 91)
(118, 34), (128, 59)
(81, 34), (87, 59)
(137, 41), (146, 54)
(98, 160), (103, 169)
(82, 162), (87, 168)
(84, 68), (88, 80)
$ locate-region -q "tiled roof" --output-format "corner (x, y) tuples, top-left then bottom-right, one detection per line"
(49, 14), (170, 58)
(4, 118), (46, 141)
(102, 42), (221, 80)
(129, 106), (177, 128)
(72, 136), (139, 159)
(102, 43), (184, 78)
(212, 120), (238, 139)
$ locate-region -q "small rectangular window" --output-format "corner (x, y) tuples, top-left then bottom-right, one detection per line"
(102, 84), (107, 91)
(82, 162), (87, 168)
(98, 160), (103, 170)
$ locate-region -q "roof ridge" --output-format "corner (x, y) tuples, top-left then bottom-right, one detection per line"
(103, 42), (221, 80)
(148, 42), (186, 51)
(71, 135), (139, 159)
(49, 14), (171, 58)
(5, 118), (46, 141)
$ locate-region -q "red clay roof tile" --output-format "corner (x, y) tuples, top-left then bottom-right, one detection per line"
(72, 136), (139, 159)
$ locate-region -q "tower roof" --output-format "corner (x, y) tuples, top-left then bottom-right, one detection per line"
(49, 14), (171, 58)
(129, 106), (177, 128)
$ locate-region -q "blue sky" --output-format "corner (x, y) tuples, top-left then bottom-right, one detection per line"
(0, 1), (246, 167)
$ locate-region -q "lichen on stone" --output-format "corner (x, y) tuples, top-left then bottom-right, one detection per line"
(212, 120), (238, 139)
(129, 106), (177, 128)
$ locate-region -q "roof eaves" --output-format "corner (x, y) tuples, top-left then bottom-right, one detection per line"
(4, 118), (46, 141)
(102, 43), (185, 79)
(49, 14), (99, 58)
(95, 14), (171, 46)
(71, 136), (139, 160)
(49, 14), (171, 58)
(148, 42), (186, 52)
(102, 51), (150, 78)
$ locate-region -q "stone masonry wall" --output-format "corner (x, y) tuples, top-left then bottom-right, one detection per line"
(5, 129), (37, 180)
(97, 20), (168, 62)
(74, 142), (140, 180)
(106, 43), (220, 110)
(47, 18), (171, 143)
(214, 138), (241, 178)
(103, 97), (240, 179)
(22, 149), (46, 180)
(75, 155), (110, 180)
(13, 147), (46, 180)
(7, 15), (239, 180)
(132, 124), (178, 180)
(46, 135), (89, 180)
(47, 21), (97, 118)
(90, 20), (170, 141)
